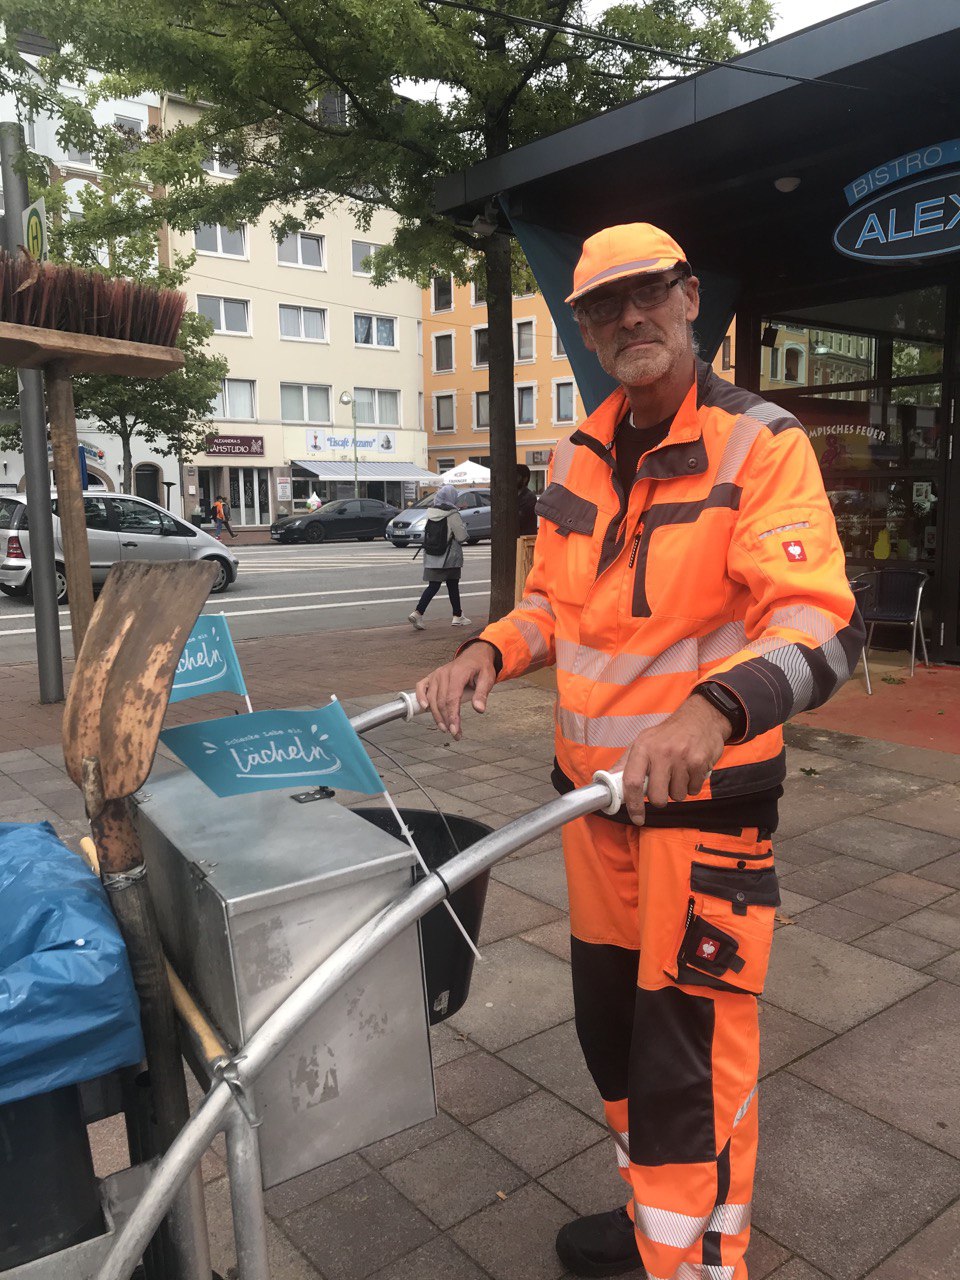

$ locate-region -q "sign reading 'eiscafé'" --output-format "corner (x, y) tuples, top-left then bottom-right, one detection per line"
(834, 170), (960, 262)
(206, 435), (265, 456)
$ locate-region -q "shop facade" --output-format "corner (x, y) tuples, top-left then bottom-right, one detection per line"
(434, 0), (960, 661)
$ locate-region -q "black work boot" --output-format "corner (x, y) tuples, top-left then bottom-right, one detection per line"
(555, 1205), (645, 1277)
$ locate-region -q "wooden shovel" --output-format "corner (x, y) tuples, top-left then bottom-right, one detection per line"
(63, 559), (218, 1279)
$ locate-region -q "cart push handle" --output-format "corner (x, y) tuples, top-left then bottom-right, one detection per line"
(349, 692), (625, 816)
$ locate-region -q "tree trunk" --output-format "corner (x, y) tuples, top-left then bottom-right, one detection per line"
(483, 234), (518, 621)
(121, 424), (133, 494)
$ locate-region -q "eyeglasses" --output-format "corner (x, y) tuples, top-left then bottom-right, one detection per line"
(577, 275), (685, 325)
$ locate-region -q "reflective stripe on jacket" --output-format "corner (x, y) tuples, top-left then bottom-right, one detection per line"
(477, 360), (864, 803)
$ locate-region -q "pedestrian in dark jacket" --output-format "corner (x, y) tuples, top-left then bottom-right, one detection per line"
(408, 484), (471, 629)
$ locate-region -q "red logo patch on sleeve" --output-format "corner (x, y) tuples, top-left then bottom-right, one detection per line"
(696, 937), (719, 961)
(782, 540), (807, 562)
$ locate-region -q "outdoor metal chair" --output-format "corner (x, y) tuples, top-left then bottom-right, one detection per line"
(848, 579), (874, 695)
(851, 568), (930, 678)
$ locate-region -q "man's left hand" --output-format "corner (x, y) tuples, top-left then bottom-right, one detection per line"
(617, 696), (732, 824)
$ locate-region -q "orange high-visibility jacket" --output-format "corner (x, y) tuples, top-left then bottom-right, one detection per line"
(479, 361), (864, 803)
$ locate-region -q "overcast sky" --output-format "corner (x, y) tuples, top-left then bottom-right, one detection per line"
(768, 0), (870, 39)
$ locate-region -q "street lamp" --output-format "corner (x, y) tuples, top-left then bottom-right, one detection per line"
(338, 390), (359, 498)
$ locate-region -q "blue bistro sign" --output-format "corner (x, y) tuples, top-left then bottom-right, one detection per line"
(835, 146), (960, 264)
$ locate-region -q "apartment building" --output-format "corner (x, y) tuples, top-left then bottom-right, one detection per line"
(422, 276), (580, 492)
(160, 99), (429, 527)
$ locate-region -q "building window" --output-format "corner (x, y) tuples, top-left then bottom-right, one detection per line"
(433, 332), (454, 372)
(213, 379), (255, 420)
(355, 387), (400, 426)
(354, 313), (397, 348)
(279, 304), (327, 342)
(432, 274), (453, 312)
(554, 380), (574, 423)
(66, 145), (93, 164)
(195, 223), (246, 257)
(471, 278), (487, 306)
(474, 326), (489, 368)
(114, 114), (143, 137)
(515, 319), (535, 362)
(474, 391), (489, 431)
(280, 383), (332, 424)
(277, 231), (325, 269)
(197, 295), (249, 335)
(721, 336), (732, 371)
(516, 384), (536, 427)
(437, 457), (456, 472)
(351, 239), (382, 274)
(434, 394), (455, 433)
(769, 346), (780, 380)
(553, 327), (566, 358)
(784, 345), (805, 383)
(201, 153), (239, 177)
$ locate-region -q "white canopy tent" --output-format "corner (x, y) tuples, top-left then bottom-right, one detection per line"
(424, 460), (491, 486)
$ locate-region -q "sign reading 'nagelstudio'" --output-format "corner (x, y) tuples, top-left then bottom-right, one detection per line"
(835, 139), (960, 264)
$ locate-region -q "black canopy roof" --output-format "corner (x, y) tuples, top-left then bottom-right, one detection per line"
(435, 0), (960, 299)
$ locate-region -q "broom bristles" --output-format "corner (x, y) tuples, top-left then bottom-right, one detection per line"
(0, 250), (186, 347)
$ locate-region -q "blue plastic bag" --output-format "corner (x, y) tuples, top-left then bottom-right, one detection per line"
(0, 821), (144, 1105)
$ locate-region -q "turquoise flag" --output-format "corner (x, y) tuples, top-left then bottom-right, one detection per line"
(169, 614), (248, 704)
(159, 701), (383, 798)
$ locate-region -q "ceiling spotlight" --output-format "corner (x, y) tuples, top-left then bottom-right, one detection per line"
(774, 176), (801, 194)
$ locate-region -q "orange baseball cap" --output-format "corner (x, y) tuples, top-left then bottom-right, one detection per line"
(566, 222), (688, 304)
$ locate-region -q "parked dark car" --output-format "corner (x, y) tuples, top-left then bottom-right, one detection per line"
(386, 489), (491, 548)
(270, 498), (400, 544)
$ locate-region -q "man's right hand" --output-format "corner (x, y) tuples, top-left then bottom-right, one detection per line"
(416, 643), (498, 740)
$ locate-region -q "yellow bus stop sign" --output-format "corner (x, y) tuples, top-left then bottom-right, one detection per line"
(22, 199), (47, 261)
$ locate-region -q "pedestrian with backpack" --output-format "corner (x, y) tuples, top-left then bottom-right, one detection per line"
(212, 494), (238, 541)
(408, 484), (471, 630)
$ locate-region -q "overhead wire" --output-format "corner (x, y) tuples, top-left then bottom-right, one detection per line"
(423, 0), (870, 92)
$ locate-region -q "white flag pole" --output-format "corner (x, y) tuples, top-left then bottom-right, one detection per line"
(220, 612), (253, 713)
(380, 788), (482, 962)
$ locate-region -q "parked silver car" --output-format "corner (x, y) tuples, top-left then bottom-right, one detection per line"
(0, 492), (239, 604)
(385, 489), (492, 548)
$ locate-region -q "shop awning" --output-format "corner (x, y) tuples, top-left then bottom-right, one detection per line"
(293, 460), (439, 482)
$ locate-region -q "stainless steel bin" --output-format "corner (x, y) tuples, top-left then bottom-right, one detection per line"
(136, 773), (436, 1188)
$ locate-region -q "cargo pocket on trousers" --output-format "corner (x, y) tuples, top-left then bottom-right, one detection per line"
(670, 864), (779, 996)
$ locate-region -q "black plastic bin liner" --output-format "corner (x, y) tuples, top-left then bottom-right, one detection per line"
(352, 808), (491, 1024)
(0, 1085), (103, 1269)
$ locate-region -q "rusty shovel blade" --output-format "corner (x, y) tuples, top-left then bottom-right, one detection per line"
(63, 559), (218, 806)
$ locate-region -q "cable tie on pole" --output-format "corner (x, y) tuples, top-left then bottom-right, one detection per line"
(213, 1056), (262, 1128)
(102, 864), (149, 893)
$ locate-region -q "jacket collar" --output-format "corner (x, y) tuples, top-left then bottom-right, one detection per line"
(571, 358), (712, 480)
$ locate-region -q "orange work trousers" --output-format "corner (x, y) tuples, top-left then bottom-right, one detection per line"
(564, 814), (779, 1280)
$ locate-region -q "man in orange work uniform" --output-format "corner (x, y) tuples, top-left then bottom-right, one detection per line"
(416, 223), (863, 1279)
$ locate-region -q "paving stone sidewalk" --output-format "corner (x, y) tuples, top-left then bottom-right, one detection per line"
(2, 657), (960, 1280)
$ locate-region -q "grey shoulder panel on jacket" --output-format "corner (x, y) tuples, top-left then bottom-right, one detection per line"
(697, 361), (804, 437)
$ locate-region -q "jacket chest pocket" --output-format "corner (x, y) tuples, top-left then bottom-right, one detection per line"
(535, 482), (603, 605)
(632, 507), (735, 620)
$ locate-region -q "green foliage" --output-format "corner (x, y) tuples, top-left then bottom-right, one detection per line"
(0, 0), (773, 277)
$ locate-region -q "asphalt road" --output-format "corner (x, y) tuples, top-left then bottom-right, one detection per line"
(0, 541), (493, 665)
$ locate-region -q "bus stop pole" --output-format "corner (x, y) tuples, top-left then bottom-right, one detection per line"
(0, 121), (64, 702)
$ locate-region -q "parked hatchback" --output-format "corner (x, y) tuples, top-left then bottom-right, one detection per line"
(0, 492), (239, 604)
(386, 489), (491, 548)
(270, 497), (399, 544)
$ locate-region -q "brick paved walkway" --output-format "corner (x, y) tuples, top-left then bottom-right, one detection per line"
(2, 629), (959, 1280)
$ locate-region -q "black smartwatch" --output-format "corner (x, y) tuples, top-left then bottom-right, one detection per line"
(693, 681), (747, 740)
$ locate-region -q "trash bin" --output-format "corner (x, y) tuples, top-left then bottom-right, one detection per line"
(0, 1086), (103, 1268)
(353, 808), (491, 1024)
(0, 821), (143, 1268)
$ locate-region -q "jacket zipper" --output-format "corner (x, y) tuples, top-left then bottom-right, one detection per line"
(628, 523), (644, 568)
